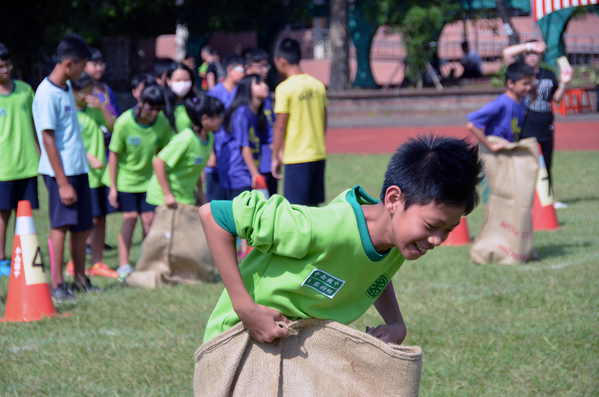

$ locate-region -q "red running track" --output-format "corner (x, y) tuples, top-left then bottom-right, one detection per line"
(326, 121), (599, 154)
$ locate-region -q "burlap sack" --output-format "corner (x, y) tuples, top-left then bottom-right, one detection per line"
(194, 319), (423, 397)
(471, 137), (539, 265)
(127, 204), (215, 288)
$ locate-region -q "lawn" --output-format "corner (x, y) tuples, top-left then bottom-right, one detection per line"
(1, 151), (598, 396)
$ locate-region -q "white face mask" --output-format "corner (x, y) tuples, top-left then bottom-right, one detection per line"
(171, 81), (192, 97)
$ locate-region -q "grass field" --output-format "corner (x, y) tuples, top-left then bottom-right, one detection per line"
(1, 151), (598, 396)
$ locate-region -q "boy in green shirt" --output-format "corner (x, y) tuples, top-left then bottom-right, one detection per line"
(103, 84), (170, 278)
(200, 135), (483, 344)
(0, 43), (40, 276)
(69, 72), (118, 278)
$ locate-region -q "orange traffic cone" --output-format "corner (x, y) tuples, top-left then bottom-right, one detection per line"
(532, 144), (559, 231)
(442, 217), (471, 246)
(1, 201), (70, 322)
(254, 175), (269, 199)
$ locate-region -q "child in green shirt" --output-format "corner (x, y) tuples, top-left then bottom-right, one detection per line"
(103, 84), (170, 278)
(146, 95), (224, 207)
(200, 135), (483, 344)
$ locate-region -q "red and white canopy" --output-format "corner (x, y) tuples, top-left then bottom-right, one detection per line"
(533, 0), (598, 21)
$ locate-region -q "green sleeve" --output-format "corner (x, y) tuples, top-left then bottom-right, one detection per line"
(158, 133), (187, 169)
(157, 114), (171, 150)
(211, 201), (237, 236)
(232, 190), (313, 258)
(108, 117), (126, 154)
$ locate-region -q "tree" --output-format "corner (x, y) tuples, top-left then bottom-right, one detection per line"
(329, 0), (351, 90)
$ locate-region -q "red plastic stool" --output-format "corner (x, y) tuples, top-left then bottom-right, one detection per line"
(553, 88), (592, 116)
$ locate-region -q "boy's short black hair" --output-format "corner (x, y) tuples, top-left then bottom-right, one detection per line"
(71, 72), (95, 91)
(153, 58), (175, 78)
(131, 73), (153, 89)
(505, 61), (534, 85)
(242, 47), (269, 65)
(201, 46), (212, 53)
(56, 34), (92, 62)
(222, 54), (245, 71)
(274, 38), (302, 65)
(140, 83), (165, 106)
(88, 47), (103, 62)
(0, 43), (11, 61)
(381, 135), (483, 215)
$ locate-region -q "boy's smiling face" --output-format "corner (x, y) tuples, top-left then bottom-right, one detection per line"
(385, 187), (464, 260)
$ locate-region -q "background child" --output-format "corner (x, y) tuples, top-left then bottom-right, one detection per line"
(32, 34), (96, 300)
(0, 43), (40, 277)
(103, 84), (170, 279)
(69, 72), (118, 279)
(199, 135), (483, 344)
(206, 50), (225, 90)
(271, 38), (328, 207)
(467, 61), (534, 152)
(146, 95), (223, 208)
(205, 54), (246, 202)
(163, 62), (197, 133)
(153, 58), (175, 87)
(84, 47), (121, 119)
(198, 46), (212, 91)
(243, 46), (277, 197)
(131, 73), (154, 104)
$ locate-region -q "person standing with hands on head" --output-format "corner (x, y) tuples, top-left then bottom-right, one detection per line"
(0, 43), (40, 277)
(32, 34), (98, 300)
(502, 40), (573, 207)
(271, 38), (328, 207)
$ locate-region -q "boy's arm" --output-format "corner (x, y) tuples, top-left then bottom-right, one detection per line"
(153, 157), (176, 208)
(86, 153), (103, 169)
(271, 113), (288, 179)
(199, 203), (290, 342)
(369, 281), (407, 344)
(107, 151), (119, 208)
(467, 122), (508, 153)
(502, 41), (546, 64)
(42, 130), (77, 206)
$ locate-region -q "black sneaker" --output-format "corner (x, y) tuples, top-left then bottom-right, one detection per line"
(52, 283), (76, 301)
(71, 277), (100, 293)
(103, 243), (115, 251)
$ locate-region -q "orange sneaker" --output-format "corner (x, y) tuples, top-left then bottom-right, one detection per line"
(89, 262), (119, 278)
(65, 261), (89, 276)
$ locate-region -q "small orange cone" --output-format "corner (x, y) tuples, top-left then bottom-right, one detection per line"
(1, 201), (70, 322)
(442, 217), (471, 246)
(254, 175), (270, 199)
(532, 144), (559, 231)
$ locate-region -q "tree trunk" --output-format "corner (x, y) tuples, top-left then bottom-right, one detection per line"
(329, 0), (351, 90)
(496, 0), (519, 46)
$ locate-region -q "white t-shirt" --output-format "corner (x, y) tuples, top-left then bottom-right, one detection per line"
(33, 78), (89, 176)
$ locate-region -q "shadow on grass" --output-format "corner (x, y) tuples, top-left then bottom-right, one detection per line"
(535, 241), (592, 260)
(562, 196), (599, 205)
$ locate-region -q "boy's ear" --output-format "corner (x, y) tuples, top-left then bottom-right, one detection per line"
(505, 78), (514, 90)
(384, 186), (404, 215)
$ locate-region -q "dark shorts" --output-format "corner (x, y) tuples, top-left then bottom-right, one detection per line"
(284, 160), (325, 206)
(262, 172), (279, 197)
(0, 177), (39, 211)
(90, 186), (108, 218)
(43, 174), (93, 233)
(113, 191), (156, 214)
(225, 186), (251, 201)
(206, 172), (227, 202)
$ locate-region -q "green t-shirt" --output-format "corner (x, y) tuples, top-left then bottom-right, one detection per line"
(0, 80), (39, 181)
(174, 103), (194, 133)
(146, 129), (214, 205)
(102, 109), (170, 192)
(77, 106), (106, 188)
(203, 186), (405, 343)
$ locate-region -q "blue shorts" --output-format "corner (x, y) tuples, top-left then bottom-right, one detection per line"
(90, 186), (108, 218)
(225, 186), (251, 201)
(206, 172), (226, 202)
(283, 160), (325, 206)
(0, 177), (39, 211)
(113, 192), (156, 214)
(43, 174), (93, 233)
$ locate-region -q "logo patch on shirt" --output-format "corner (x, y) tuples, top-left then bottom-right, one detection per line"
(302, 269), (345, 299)
(64, 106), (72, 114)
(192, 155), (205, 165)
(0, 107), (7, 117)
(366, 274), (390, 299)
(128, 136), (142, 145)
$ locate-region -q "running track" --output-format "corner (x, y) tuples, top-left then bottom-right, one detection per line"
(326, 120), (599, 153)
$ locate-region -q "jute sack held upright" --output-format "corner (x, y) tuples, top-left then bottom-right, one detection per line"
(471, 136), (539, 265)
(126, 204), (215, 288)
(194, 319), (423, 397)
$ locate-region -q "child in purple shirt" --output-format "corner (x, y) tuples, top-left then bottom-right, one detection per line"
(467, 61), (534, 152)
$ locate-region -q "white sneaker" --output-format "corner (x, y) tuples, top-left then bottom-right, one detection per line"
(117, 264), (133, 280)
(554, 201), (568, 209)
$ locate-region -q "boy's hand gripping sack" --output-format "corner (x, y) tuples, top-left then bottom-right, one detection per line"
(127, 204), (215, 288)
(471, 137), (539, 265)
(194, 319), (423, 397)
